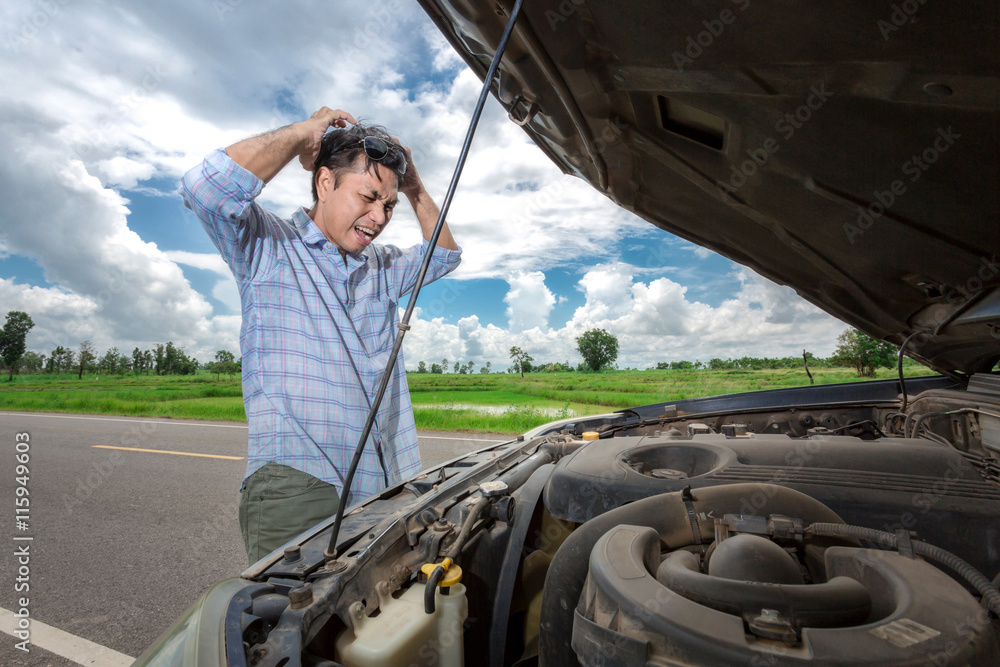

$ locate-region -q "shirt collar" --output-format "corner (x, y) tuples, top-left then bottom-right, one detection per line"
(294, 208), (327, 247)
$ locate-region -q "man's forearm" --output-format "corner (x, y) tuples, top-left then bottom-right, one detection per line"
(225, 124), (307, 184)
(406, 179), (458, 251)
(225, 108), (357, 185)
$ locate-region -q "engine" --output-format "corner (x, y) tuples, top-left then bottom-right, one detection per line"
(536, 432), (1000, 665)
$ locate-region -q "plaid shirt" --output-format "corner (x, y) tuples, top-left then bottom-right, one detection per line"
(181, 149), (461, 502)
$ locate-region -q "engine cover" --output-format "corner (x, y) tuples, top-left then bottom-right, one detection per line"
(543, 433), (1000, 576)
(573, 525), (999, 666)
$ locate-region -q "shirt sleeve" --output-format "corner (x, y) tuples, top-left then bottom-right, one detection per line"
(179, 148), (279, 282)
(381, 239), (462, 301)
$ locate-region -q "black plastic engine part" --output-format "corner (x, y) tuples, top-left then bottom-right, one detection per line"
(658, 550), (871, 628)
(543, 434), (1000, 576)
(706, 533), (803, 584)
(538, 484), (844, 667)
(572, 525), (999, 665)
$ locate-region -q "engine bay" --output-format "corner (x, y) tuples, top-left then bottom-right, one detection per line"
(235, 380), (1000, 666)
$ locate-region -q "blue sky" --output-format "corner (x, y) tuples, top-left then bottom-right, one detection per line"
(0, 0), (848, 371)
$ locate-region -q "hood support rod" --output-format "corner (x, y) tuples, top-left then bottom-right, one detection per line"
(325, 0), (526, 560)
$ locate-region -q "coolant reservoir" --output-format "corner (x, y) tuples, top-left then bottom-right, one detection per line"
(334, 581), (468, 667)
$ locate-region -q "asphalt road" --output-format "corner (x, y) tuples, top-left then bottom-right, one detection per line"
(0, 412), (508, 666)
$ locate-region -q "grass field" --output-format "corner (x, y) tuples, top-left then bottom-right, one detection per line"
(0, 365), (939, 434)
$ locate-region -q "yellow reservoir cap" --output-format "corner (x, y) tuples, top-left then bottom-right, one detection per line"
(582, 431), (600, 440)
(420, 558), (463, 587)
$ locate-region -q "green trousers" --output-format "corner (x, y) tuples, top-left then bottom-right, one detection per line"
(239, 462), (340, 565)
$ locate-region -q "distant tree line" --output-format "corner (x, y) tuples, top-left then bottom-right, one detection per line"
(407, 329), (923, 378)
(0, 309), (242, 380)
(24, 341), (204, 377)
(9, 343), (243, 378)
(413, 358), (492, 375)
(0, 307), (921, 383)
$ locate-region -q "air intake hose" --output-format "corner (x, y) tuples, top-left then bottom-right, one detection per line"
(538, 483), (845, 667)
(806, 522), (1000, 616)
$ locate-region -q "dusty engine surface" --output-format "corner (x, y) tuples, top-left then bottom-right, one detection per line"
(542, 433), (1000, 576)
(537, 434), (1000, 665)
(573, 524), (998, 665)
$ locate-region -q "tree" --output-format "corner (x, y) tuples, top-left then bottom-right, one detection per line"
(98, 347), (122, 375)
(214, 349), (239, 378)
(480, 361), (491, 374)
(802, 349), (814, 385)
(430, 363), (443, 374)
(78, 341), (96, 379)
(165, 342), (180, 374)
(576, 328), (619, 372)
(131, 347), (153, 375)
(441, 358), (448, 373)
(417, 361), (427, 373)
(20, 351), (45, 374)
(153, 343), (165, 375)
(454, 361), (460, 374)
(0, 311), (35, 381)
(212, 350), (240, 377)
(832, 328), (896, 377)
(509, 346), (534, 378)
(48, 346), (74, 373)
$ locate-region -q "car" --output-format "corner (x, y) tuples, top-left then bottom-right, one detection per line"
(134, 1), (1000, 665)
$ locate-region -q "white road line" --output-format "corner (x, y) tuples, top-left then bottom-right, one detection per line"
(0, 411), (248, 429)
(0, 607), (134, 666)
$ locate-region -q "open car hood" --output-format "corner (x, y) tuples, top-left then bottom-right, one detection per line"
(418, 0), (1000, 375)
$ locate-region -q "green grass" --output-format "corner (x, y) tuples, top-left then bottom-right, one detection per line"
(413, 404), (579, 433)
(0, 373), (247, 421)
(0, 366), (940, 434)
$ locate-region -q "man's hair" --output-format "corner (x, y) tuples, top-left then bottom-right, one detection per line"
(311, 123), (407, 202)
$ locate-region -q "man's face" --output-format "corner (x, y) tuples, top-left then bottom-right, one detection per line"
(312, 158), (398, 254)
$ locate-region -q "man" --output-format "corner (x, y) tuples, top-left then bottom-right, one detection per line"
(181, 107), (461, 563)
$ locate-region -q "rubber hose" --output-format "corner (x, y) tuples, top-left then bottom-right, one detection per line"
(497, 440), (586, 492)
(658, 550), (871, 627)
(445, 496), (490, 561)
(806, 523), (1000, 616)
(424, 565), (446, 615)
(538, 483), (846, 667)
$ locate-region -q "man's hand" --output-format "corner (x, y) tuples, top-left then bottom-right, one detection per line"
(397, 143), (458, 251)
(397, 144), (423, 200)
(297, 107), (358, 171)
(225, 107), (357, 184)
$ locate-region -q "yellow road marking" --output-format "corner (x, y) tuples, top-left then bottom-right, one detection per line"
(93, 445), (244, 460)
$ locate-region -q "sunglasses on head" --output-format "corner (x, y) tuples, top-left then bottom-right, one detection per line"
(361, 136), (406, 175)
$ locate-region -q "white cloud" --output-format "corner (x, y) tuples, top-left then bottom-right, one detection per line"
(504, 272), (556, 332)
(403, 263), (846, 371)
(0, 0), (850, 372)
(164, 251), (231, 277)
(94, 156), (155, 190)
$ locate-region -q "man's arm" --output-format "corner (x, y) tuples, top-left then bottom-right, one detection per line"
(399, 149), (459, 251)
(225, 107), (358, 184)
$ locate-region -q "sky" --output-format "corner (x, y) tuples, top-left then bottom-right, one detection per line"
(0, 0), (850, 372)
